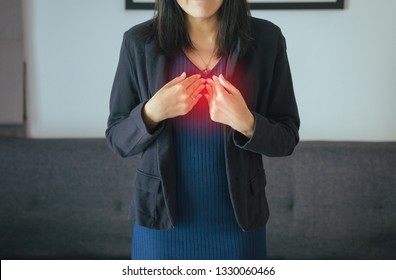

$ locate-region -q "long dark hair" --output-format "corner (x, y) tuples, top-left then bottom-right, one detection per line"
(153, 0), (252, 56)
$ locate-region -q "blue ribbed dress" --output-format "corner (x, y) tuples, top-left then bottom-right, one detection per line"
(132, 52), (267, 260)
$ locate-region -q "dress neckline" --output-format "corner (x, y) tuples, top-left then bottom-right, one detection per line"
(181, 51), (225, 77)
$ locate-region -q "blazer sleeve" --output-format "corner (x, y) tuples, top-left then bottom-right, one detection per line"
(105, 32), (164, 158)
(233, 30), (300, 157)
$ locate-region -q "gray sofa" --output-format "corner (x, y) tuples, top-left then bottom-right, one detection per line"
(0, 138), (395, 259)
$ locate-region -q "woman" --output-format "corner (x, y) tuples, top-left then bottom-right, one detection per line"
(106, 0), (299, 259)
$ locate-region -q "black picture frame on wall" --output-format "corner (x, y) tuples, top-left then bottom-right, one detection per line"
(125, 0), (344, 10)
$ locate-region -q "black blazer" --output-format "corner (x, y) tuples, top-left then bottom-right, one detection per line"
(106, 17), (300, 231)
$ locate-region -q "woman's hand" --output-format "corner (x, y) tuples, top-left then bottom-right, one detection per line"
(143, 72), (205, 130)
(206, 74), (255, 138)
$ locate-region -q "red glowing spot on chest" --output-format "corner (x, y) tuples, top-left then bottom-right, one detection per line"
(191, 87), (209, 117)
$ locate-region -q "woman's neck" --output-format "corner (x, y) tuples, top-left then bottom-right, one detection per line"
(186, 15), (218, 52)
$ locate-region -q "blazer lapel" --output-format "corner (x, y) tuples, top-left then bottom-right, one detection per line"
(225, 38), (240, 80)
(145, 41), (168, 97)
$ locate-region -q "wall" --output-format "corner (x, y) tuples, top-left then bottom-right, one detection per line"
(22, 0), (396, 140)
(0, 0), (24, 124)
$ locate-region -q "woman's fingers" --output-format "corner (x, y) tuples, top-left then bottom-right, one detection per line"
(164, 72), (186, 88)
(190, 93), (203, 108)
(218, 74), (240, 96)
(168, 74), (204, 100)
(204, 83), (213, 103)
(181, 74), (202, 89)
(187, 78), (205, 98)
(212, 75), (228, 96)
(191, 84), (206, 100)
